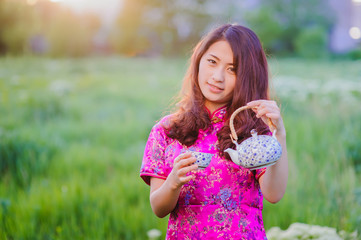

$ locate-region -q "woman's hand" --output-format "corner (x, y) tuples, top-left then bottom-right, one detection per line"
(247, 100), (286, 137)
(167, 152), (198, 190)
(247, 100), (288, 204)
(149, 152), (197, 218)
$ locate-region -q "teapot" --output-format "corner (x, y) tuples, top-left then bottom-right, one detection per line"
(224, 105), (282, 170)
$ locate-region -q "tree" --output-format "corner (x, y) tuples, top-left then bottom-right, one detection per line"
(109, 0), (149, 56)
(0, 0), (35, 54)
(111, 0), (215, 56)
(44, 7), (101, 57)
(0, 0), (101, 56)
(245, 0), (335, 56)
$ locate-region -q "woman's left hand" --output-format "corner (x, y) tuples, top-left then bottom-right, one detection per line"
(248, 100), (288, 204)
(247, 100), (286, 137)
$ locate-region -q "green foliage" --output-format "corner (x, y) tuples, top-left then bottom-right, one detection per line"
(109, 0), (150, 56)
(0, 0), (35, 54)
(0, 0), (101, 57)
(344, 115), (361, 172)
(245, 8), (283, 53)
(111, 0), (213, 56)
(295, 26), (328, 58)
(0, 57), (360, 239)
(38, 3), (101, 57)
(0, 0), (346, 58)
(347, 47), (361, 60)
(0, 132), (55, 189)
(245, 0), (335, 56)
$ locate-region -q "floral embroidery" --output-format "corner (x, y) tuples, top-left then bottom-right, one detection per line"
(215, 213), (227, 223)
(140, 107), (268, 239)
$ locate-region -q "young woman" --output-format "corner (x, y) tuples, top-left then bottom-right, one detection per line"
(140, 23), (288, 239)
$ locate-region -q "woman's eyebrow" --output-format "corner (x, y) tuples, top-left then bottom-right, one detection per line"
(209, 54), (220, 60)
(209, 54), (234, 65)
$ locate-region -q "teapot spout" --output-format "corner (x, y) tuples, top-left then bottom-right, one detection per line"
(224, 148), (240, 165)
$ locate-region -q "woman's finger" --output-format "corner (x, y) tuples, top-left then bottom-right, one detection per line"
(179, 175), (194, 184)
(247, 99), (267, 107)
(174, 152), (192, 164)
(247, 100), (277, 109)
(255, 106), (279, 118)
(174, 154), (197, 172)
(265, 113), (282, 122)
(177, 164), (198, 176)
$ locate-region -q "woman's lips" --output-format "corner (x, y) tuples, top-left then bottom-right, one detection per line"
(207, 82), (223, 93)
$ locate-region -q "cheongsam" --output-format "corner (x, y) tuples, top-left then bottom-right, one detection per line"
(140, 106), (267, 240)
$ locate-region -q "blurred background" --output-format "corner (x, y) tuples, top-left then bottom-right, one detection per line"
(1, 0), (361, 58)
(0, 0), (360, 239)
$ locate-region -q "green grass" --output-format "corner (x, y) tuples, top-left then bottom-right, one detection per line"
(0, 56), (360, 239)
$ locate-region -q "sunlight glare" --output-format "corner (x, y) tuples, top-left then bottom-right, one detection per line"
(349, 27), (361, 40)
(46, 0), (122, 26)
(47, 0), (120, 12)
(27, 0), (38, 5)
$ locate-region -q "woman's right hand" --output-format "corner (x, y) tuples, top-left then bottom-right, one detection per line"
(167, 152), (198, 190)
(149, 152), (198, 218)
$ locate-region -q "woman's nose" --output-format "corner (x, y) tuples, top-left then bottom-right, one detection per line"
(212, 67), (225, 82)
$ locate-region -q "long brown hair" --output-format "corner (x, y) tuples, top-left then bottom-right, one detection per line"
(165, 24), (270, 159)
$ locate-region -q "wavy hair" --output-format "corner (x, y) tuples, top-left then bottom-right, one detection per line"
(165, 24), (270, 159)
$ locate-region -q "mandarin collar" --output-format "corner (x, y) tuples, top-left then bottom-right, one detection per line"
(205, 106), (227, 124)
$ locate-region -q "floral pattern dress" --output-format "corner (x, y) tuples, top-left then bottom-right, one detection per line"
(140, 107), (268, 240)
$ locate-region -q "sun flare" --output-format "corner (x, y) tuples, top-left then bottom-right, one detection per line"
(44, 0), (122, 15)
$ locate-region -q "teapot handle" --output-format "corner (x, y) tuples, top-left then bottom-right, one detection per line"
(229, 105), (277, 142)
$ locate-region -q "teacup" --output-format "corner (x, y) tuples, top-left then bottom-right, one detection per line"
(189, 151), (213, 169)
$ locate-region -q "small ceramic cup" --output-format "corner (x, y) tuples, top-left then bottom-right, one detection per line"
(189, 151), (213, 169)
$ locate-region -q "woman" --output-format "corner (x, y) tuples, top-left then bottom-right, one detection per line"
(140, 23), (288, 239)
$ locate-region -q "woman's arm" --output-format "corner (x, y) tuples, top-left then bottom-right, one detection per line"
(149, 152), (197, 218)
(247, 100), (289, 203)
(258, 131), (288, 203)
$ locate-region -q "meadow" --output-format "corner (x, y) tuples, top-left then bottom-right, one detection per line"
(0, 56), (360, 239)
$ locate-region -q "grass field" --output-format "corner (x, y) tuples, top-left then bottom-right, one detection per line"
(0, 56), (360, 239)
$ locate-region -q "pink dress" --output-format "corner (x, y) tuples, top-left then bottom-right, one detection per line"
(140, 107), (267, 240)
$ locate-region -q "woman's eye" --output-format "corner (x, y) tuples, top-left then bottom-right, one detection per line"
(228, 67), (236, 73)
(207, 59), (216, 64)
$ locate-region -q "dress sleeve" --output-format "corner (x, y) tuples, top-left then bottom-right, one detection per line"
(140, 121), (170, 185)
(254, 129), (273, 180)
(254, 167), (266, 181)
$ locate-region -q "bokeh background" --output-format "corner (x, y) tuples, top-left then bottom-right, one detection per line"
(0, 0), (360, 239)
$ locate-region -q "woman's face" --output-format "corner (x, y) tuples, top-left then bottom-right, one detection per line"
(198, 40), (236, 113)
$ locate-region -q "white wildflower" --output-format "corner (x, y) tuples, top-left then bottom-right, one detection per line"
(147, 229), (161, 240)
(61, 185), (68, 194)
(49, 80), (73, 96)
(272, 75), (361, 105)
(10, 76), (20, 86)
(266, 222), (357, 240)
(18, 90), (28, 101)
(339, 230), (359, 240)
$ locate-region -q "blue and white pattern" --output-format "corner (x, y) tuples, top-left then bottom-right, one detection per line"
(237, 129), (282, 170)
(190, 151), (214, 169)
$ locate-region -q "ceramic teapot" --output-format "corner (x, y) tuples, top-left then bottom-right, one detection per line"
(224, 105), (282, 170)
